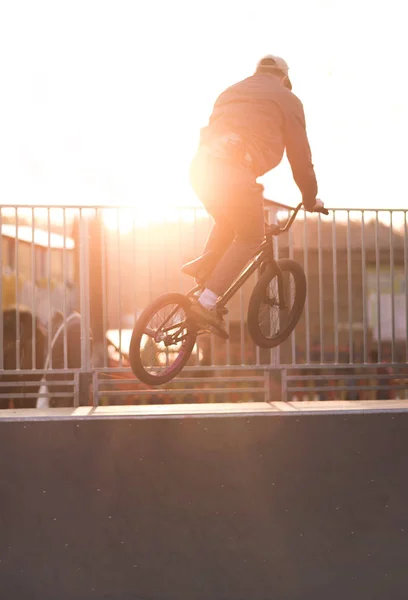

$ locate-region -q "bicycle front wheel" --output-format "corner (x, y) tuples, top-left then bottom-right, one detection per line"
(247, 258), (306, 348)
(129, 293), (197, 386)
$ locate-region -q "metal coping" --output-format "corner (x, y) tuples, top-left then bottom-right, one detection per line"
(1, 400), (408, 422)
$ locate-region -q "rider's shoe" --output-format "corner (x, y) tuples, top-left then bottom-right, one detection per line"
(188, 301), (229, 340)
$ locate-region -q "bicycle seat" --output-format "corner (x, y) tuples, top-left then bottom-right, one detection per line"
(181, 251), (219, 283)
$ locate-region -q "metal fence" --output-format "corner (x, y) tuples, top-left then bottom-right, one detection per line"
(1, 204), (408, 407)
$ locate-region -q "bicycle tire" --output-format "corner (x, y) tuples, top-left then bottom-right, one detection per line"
(129, 293), (197, 386)
(247, 258), (306, 348)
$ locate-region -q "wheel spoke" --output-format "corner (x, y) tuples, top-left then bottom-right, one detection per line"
(144, 327), (156, 338)
(258, 271), (296, 339)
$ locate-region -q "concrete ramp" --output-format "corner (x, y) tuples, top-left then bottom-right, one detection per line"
(1, 402), (408, 599)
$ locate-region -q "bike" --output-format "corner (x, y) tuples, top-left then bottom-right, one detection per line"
(129, 200), (329, 385)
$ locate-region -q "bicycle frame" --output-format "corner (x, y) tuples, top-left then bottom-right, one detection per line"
(186, 202), (304, 311)
(216, 243), (277, 308)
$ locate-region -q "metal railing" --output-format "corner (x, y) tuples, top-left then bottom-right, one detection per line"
(1, 204), (407, 407)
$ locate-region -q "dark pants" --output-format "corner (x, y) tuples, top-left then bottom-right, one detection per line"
(190, 149), (265, 297)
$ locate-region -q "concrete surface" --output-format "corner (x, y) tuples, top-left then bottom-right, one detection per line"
(1, 403), (408, 599)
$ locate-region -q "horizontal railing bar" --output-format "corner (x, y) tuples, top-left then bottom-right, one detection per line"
(98, 376), (265, 386)
(0, 380), (74, 387)
(93, 366), (275, 373)
(2, 364), (407, 377)
(2, 204), (408, 212)
(0, 368), (88, 376)
(290, 384), (408, 393)
(288, 373), (407, 382)
(283, 363), (408, 370)
(0, 393), (74, 399)
(100, 388), (265, 396)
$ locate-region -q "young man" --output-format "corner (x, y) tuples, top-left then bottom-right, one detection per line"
(186, 55), (324, 339)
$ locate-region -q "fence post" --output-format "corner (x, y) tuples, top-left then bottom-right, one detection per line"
(264, 368), (283, 403)
(281, 368), (288, 402)
(78, 371), (92, 406)
(79, 214), (91, 371)
(264, 368), (270, 403)
(76, 212), (93, 407)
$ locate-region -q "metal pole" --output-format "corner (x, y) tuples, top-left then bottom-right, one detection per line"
(361, 210), (367, 363)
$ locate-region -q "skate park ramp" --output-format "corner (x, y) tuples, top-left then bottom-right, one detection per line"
(1, 401), (408, 600)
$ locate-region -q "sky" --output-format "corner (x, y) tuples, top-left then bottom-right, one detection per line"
(0, 0), (407, 212)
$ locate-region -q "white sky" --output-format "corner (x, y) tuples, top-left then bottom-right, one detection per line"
(0, 0), (407, 210)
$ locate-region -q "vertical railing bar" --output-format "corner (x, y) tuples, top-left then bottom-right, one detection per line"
(361, 210), (367, 363)
(62, 208), (68, 369)
(178, 212), (183, 293)
(226, 311), (231, 366)
(253, 228), (261, 367)
(281, 368), (288, 403)
(15, 208), (20, 369)
(47, 208), (52, 369)
(389, 211), (395, 363)
(164, 210), (169, 293)
(240, 286), (245, 365)
(132, 207), (137, 328)
(254, 268), (260, 365)
(225, 211), (231, 366)
(147, 212), (152, 304)
(404, 211), (408, 362)
(346, 210), (353, 363)
(264, 368), (270, 403)
(332, 210), (339, 363)
(74, 371), (80, 408)
(210, 331), (215, 367)
(303, 211), (310, 364)
(92, 370), (98, 408)
(289, 225), (296, 364)
(268, 209), (274, 367)
(255, 345), (260, 366)
(116, 207), (123, 366)
(79, 209), (87, 372)
(193, 209), (201, 368)
(31, 208), (36, 371)
(203, 215), (215, 367)
(0, 208), (3, 370)
(271, 217), (279, 367)
(100, 210), (108, 368)
(375, 212), (382, 362)
(85, 211), (92, 373)
(317, 212), (324, 364)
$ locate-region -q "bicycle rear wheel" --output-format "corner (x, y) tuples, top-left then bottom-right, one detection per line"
(129, 293), (197, 386)
(247, 258), (306, 348)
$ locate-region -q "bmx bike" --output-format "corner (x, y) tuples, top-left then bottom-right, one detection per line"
(129, 200), (329, 385)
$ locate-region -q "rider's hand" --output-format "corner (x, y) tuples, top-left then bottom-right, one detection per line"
(312, 198), (325, 212)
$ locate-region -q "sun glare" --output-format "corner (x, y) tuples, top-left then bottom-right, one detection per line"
(101, 205), (208, 234)
(0, 1), (407, 211)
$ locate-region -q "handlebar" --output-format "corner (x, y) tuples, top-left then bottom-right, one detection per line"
(264, 198), (329, 216)
(264, 200), (330, 235)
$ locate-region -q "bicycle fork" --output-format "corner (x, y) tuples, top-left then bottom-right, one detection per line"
(263, 260), (287, 310)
